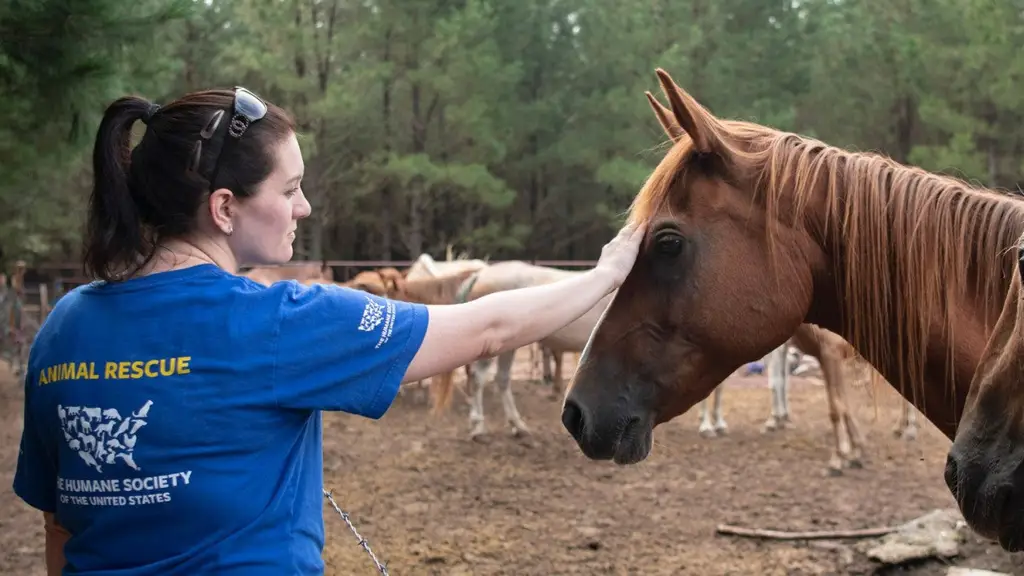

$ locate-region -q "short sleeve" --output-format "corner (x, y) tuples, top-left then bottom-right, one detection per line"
(271, 281), (429, 418)
(13, 380), (58, 513)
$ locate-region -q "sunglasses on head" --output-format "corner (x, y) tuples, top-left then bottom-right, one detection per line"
(188, 86), (269, 190)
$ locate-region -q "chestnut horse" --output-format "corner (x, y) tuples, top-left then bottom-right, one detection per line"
(948, 238), (1024, 550)
(562, 68), (1024, 548)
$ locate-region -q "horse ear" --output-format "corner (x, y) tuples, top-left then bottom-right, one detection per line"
(645, 91), (684, 142)
(654, 68), (717, 154)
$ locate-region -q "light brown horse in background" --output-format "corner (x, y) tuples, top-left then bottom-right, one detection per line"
(432, 260), (613, 439)
(242, 262), (333, 286)
(385, 268), (478, 304)
(341, 267), (404, 295)
(405, 253), (488, 281)
(562, 68), (1024, 549)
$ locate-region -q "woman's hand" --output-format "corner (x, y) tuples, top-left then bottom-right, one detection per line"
(593, 220), (646, 290)
(403, 218), (647, 387)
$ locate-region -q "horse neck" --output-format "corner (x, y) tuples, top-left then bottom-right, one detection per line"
(790, 158), (1024, 438)
(403, 276), (462, 304)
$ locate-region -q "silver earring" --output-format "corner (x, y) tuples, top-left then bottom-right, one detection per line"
(226, 227), (233, 236)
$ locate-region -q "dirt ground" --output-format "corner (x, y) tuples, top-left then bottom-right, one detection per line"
(3, 356), (1024, 576)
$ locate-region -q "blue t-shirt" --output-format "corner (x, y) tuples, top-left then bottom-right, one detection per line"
(12, 264), (429, 574)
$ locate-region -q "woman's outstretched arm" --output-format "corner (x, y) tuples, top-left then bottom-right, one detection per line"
(402, 221), (644, 384)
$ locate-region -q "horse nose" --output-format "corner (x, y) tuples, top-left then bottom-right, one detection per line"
(945, 451), (961, 499)
(561, 398), (586, 443)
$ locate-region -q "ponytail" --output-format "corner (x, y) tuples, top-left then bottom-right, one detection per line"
(83, 97), (154, 282)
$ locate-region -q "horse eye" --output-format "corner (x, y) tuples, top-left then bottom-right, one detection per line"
(655, 234), (683, 256)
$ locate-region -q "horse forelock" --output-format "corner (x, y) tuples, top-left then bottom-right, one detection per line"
(628, 116), (1024, 408)
(627, 136), (695, 227)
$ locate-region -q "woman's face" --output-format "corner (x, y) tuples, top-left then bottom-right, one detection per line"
(229, 132), (311, 266)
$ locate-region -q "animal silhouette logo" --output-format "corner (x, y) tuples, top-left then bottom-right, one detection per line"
(357, 296), (385, 332)
(59, 400), (152, 473)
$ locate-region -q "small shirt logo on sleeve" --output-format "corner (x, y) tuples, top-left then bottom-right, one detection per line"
(356, 295), (396, 349)
(357, 297), (385, 333)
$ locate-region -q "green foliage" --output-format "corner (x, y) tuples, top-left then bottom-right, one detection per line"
(0, 0), (192, 265)
(382, 153), (515, 208)
(1, 0), (1023, 267)
(909, 133), (989, 184)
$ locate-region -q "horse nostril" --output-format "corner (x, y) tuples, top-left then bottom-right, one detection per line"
(945, 452), (961, 498)
(561, 399), (586, 442)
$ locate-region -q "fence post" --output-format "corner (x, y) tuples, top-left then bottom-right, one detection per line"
(39, 283), (49, 324)
(9, 262), (24, 334)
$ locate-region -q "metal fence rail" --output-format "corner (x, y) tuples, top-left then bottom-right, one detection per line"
(33, 259), (602, 290)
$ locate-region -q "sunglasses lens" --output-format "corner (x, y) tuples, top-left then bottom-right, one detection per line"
(235, 88), (267, 121)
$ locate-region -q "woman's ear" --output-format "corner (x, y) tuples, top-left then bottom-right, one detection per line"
(208, 188), (236, 235)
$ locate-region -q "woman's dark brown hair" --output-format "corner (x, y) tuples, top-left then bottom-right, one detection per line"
(83, 89), (295, 282)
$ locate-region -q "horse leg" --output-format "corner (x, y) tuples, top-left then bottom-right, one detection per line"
(547, 351), (564, 401)
(541, 345), (554, 387)
(712, 384), (728, 434)
(788, 348), (802, 374)
(904, 403), (918, 440)
(892, 401), (905, 437)
(779, 347), (793, 427)
(844, 400), (867, 466)
(894, 401), (919, 441)
(12, 337), (24, 379)
(762, 344), (788, 432)
(459, 364), (473, 407)
(468, 357), (492, 440)
(495, 350), (530, 437)
(835, 357), (868, 467)
(534, 344), (542, 384)
(835, 360), (866, 469)
(698, 386), (722, 438)
(819, 345), (855, 476)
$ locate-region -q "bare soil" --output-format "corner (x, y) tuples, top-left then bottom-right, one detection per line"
(3, 358), (1024, 575)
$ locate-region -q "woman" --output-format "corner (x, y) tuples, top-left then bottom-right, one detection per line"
(12, 86), (644, 575)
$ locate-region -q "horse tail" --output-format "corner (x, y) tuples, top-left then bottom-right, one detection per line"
(429, 370), (458, 415)
(429, 270), (483, 414)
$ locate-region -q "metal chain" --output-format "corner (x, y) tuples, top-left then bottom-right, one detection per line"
(323, 488), (390, 575)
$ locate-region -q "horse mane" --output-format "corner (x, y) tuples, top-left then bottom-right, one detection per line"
(629, 118), (1024, 407)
